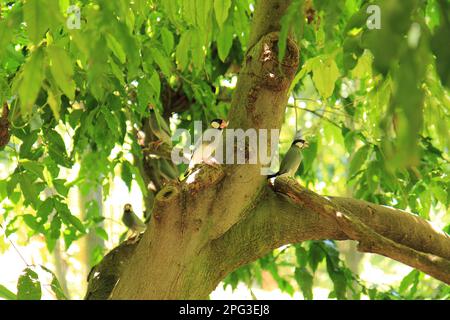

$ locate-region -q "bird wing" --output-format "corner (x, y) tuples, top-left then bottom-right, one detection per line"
(189, 131), (222, 168)
(131, 212), (147, 232)
(278, 146), (302, 176)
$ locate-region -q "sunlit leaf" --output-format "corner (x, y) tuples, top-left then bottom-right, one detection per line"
(17, 268), (41, 300)
(0, 284), (16, 300)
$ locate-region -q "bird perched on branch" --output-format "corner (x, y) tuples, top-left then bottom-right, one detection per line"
(184, 118), (228, 177)
(122, 204), (146, 242)
(268, 133), (309, 179)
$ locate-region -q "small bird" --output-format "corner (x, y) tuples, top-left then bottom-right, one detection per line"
(186, 118), (228, 174)
(148, 104), (172, 147)
(122, 204), (146, 241)
(268, 135), (309, 179)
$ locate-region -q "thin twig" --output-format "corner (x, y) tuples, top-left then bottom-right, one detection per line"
(0, 223), (29, 266)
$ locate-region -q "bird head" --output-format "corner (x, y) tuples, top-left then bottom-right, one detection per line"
(124, 203), (133, 212)
(293, 139), (309, 149)
(210, 119), (228, 130)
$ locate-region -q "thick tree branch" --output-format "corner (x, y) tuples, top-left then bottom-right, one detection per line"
(208, 177), (450, 288)
(87, 177), (450, 299)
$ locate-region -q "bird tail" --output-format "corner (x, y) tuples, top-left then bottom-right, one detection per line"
(266, 172), (279, 179)
(181, 167), (192, 180)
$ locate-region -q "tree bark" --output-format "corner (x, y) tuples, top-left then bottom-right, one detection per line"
(108, 0), (299, 299)
(84, 0), (450, 299)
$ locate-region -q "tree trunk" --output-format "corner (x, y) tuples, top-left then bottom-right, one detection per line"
(84, 0), (450, 300)
(110, 0), (299, 299)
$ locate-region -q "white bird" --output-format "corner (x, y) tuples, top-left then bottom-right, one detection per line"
(184, 118), (228, 176)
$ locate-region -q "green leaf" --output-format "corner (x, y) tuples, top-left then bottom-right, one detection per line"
(0, 179), (7, 201)
(19, 173), (39, 208)
(0, 10), (21, 60)
(55, 201), (85, 233)
(100, 107), (120, 136)
(121, 161), (133, 191)
(190, 29), (205, 70)
(431, 183), (447, 205)
(233, 0), (249, 45)
(20, 160), (44, 180)
(308, 241), (325, 272)
(47, 45), (76, 100)
(149, 70), (161, 99)
(161, 27), (175, 54)
(343, 129), (357, 153)
(419, 189), (431, 219)
(37, 197), (54, 221)
(279, 0), (304, 61)
(17, 268), (41, 300)
(129, 164), (148, 197)
(349, 145), (371, 178)
(289, 55), (320, 92)
(399, 270), (420, 297)
(24, 0), (49, 44)
(312, 57), (340, 99)
(19, 131), (39, 159)
(49, 215), (61, 240)
(39, 265), (67, 300)
(95, 227), (109, 241)
(295, 245), (308, 268)
(46, 129), (72, 168)
(162, 0), (180, 27)
(0, 76), (10, 105)
(137, 77), (152, 114)
(176, 31), (192, 71)
(326, 256), (347, 300)
(23, 214), (41, 231)
(46, 88), (61, 120)
(17, 48), (45, 117)
(0, 284), (17, 300)
(109, 59), (125, 85)
(431, 23), (450, 88)
(196, 0), (212, 31)
(53, 179), (70, 197)
(150, 47), (173, 78)
(182, 0), (196, 25)
(214, 0), (232, 29)
(365, 161), (379, 193)
(217, 23), (234, 62)
(294, 267), (313, 300)
(106, 34), (127, 64)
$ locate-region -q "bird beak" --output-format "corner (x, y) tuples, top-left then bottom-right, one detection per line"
(220, 121), (229, 129)
(303, 141), (310, 148)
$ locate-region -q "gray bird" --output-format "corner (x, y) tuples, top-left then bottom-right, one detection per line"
(148, 105), (172, 147)
(122, 204), (146, 240)
(268, 137), (309, 178)
(185, 118), (228, 174)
